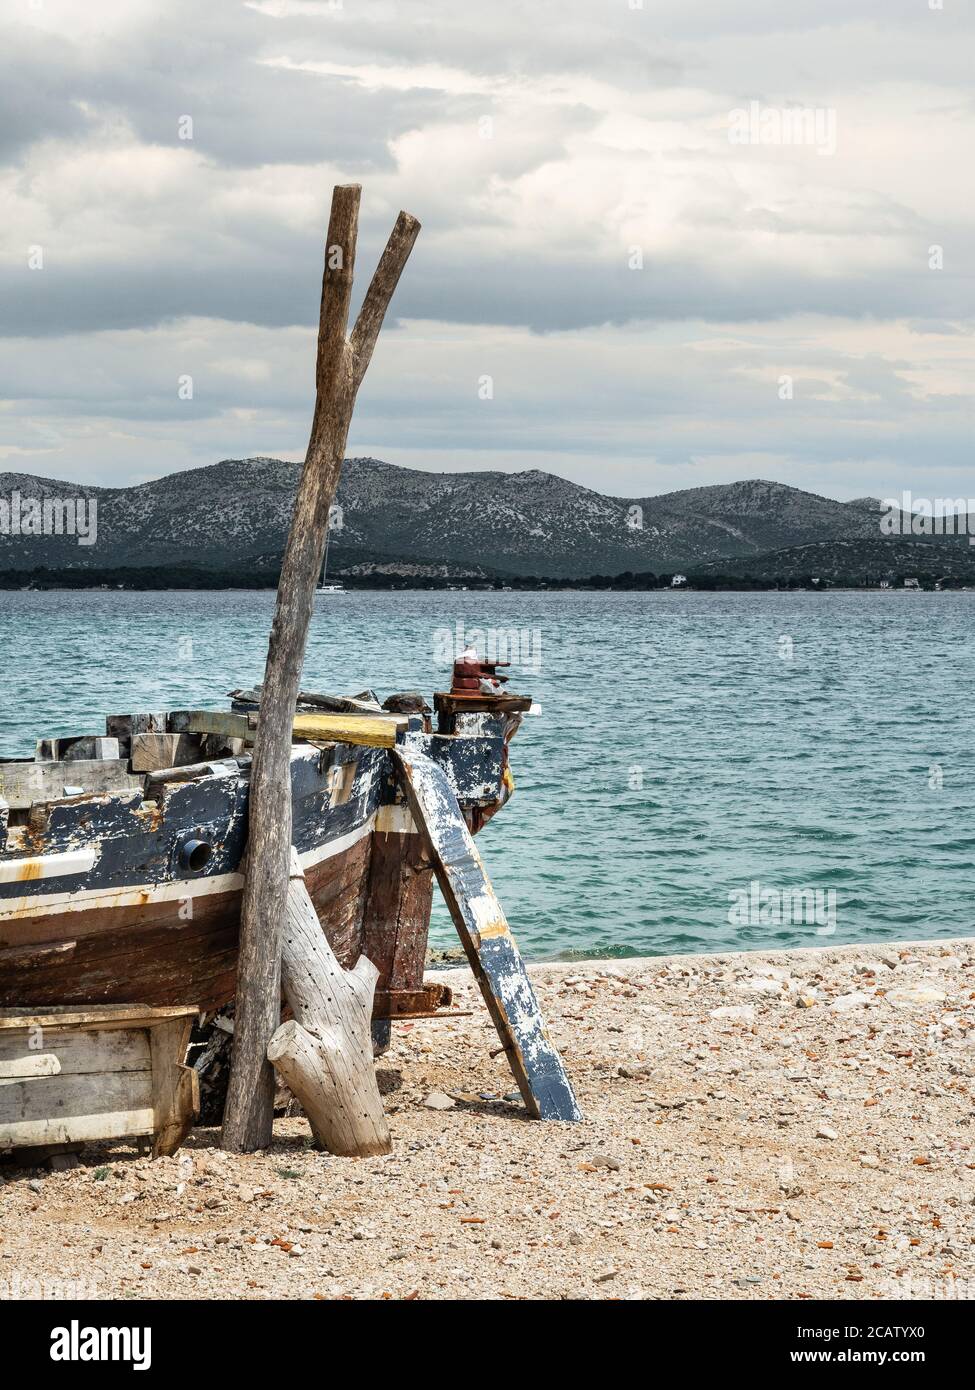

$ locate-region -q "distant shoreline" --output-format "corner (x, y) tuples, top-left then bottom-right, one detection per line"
(0, 569), (968, 595)
(1, 584), (966, 594)
(1, 584), (967, 595)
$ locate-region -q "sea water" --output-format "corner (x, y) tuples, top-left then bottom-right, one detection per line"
(1, 588), (971, 959)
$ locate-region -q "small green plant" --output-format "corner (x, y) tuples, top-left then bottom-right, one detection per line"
(93, 1167), (110, 1181)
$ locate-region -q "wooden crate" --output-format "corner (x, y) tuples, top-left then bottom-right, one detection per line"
(0, 1004), (199, 1158)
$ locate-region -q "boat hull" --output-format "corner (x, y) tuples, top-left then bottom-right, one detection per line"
(0, 716), (515, 1016)
(0, 832), (374, 1013)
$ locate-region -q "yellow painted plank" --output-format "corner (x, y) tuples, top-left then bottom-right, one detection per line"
(291, 713), (406, 749)
(186, 710), (406, 749)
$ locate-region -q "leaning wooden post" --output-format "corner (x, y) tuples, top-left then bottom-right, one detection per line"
(394, 748), (581, 1122)
(221, 187), (420, 1152)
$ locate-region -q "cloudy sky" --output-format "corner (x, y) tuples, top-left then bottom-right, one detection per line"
(1, 0), (971, 500)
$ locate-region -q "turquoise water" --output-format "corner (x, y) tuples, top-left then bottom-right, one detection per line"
(1, 589), (972, 958)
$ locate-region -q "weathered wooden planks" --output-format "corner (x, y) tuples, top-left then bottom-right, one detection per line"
(178, 711), (256, 742)
(129, 732), (200, 773)
(0, 1004), (198, 1156)
(0, 759), (140, 810)
(35, 736), (121, 763)
(434, 692), (532, 723)
(361, 812), (435, 1011)
(0, 848), (96, 885)
(0, 1005), (202, 1032)
(149, 1014), (200, 1156)
(0, 1072), (156, 1148)
(393, 748), (581, 1123)
(106, 713), (168, 739)
(0, 1023), (150, 1077)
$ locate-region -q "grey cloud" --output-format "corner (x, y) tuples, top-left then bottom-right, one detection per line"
(0, 0), (972, 498)
(907, 319), (972, 336)
(1, 245), (971, 339)
(0, 26), (95, 160)
(0, 12), (445, 172)
(275, 0), (947, 76)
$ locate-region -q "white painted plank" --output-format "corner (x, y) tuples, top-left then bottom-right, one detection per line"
(0, 1026), (151, 1078)
(0, 1070), (155, 1146)
(0, 760), (139, 810)
(0, 848), (97, 884)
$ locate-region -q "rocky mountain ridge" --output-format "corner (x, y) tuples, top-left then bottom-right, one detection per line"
(0, 456), (948, 579)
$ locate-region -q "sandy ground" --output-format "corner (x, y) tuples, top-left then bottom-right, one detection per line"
(2, 937), (975, 1301)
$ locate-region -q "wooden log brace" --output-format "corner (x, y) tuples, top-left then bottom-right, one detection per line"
(392, 748), (581, 1123)
(267, 849), (391, 1157)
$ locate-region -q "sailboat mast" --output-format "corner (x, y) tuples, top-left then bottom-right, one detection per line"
(320, 528), (330, 588)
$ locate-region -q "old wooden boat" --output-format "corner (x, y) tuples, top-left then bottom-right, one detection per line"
(0, 687), (531, 1020)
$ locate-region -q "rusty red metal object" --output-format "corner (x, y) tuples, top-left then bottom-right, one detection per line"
(450, 652), (511, 694)
(373, 982), (454, 1017)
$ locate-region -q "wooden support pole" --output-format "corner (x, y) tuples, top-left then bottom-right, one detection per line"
(267, 851), (391, 1157)
(221, 188), (420, 1152)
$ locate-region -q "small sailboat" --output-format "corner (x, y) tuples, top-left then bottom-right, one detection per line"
(318, 528), (345, 594)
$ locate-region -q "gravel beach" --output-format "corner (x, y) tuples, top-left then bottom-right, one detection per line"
(2, 937), (974, 1302)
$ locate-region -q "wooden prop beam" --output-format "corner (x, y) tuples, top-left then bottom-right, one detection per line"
(393, 748), (581, 1122)
(221, 187), (420, 1152)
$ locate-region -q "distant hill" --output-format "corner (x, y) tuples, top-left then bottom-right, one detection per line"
(691, 535), (975, 586)
(0, 456), (967, 580)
